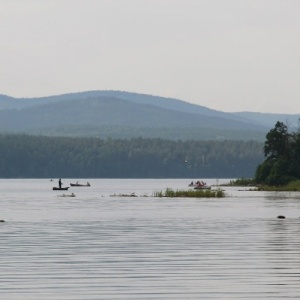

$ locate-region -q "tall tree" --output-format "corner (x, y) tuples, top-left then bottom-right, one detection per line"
(256, 120), (300, 185)
(263, 121), (290, 160)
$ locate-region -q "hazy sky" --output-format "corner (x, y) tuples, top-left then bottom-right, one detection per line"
(1, 0), (300, 113)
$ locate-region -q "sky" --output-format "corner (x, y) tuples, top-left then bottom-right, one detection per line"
(1, 0), (300, 114)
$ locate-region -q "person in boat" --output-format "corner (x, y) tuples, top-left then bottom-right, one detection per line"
(59, 178), (62, 188)
(190, 181), (194, 185)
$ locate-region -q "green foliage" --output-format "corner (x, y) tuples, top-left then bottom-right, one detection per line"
(255, 120), (300, 186)
(227, 178), (255, 186)
(263, 122), (289, 159)
(256, 180), (300, 191)
(153, 188), (225, 198)
(285, 180), (300, 191)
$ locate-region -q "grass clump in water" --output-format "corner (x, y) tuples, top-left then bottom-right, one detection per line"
(256, 180), (300, 191)
(153, 188), (225, 198)
(224, 178), (256, 186)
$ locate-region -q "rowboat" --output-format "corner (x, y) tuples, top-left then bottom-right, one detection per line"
(53, 187), (69, 190)
(189, 180), (209, 189)
(194, 186), (211, 190)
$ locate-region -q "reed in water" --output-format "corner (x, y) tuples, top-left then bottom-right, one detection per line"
(153, 188), (225, 198)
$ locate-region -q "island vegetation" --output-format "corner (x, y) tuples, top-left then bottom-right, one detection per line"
(153, 188), (225, 198)
(224, 178), (256, 186)
(255, 180), (300, 191)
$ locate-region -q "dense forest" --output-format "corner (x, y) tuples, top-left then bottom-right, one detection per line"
(255, 121), (300, 185)
(0, 134), (264, 178)
(28, 125), (266, 141)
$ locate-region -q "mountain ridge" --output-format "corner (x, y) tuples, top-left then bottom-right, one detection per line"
(0, 90), (298, 140)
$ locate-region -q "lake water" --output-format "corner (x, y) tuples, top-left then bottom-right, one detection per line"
(0, 179), (300, 299)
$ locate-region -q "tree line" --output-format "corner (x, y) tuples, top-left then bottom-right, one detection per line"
(255, 121), (300, 185)
(0, 134), (264, 178)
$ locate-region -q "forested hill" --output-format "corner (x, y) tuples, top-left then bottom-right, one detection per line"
(0, 96), (265, 130)
(1, 91), (298, 141)
(0, 134), (264, 178)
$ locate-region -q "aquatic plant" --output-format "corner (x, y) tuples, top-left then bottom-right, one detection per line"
(256, 180), (300, 191)
(225, 178), (256, 186)
(153, 188), (225, 198)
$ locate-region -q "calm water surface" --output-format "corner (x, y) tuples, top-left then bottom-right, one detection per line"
(0, 179), (300, 299)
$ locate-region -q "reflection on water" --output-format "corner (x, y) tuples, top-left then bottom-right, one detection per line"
(0, 179), (300, 299)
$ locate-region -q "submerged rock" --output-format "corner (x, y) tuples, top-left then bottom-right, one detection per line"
(277, 215), (286, 219)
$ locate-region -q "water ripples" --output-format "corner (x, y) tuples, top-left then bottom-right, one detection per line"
(0, 179), (300, 299)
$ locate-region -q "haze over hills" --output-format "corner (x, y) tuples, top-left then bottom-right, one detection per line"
(0, 91), (299, 140)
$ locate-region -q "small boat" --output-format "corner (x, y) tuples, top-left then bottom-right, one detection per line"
(70, 182), (91, 187)
(194, 186), (211, 190)
(189, 180), (209, 188)
(190, 180), (211, 190)
(53, 187), (70, 190)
